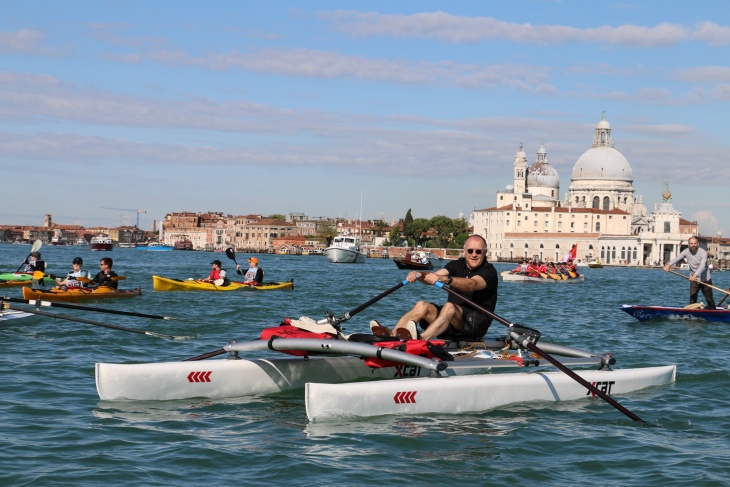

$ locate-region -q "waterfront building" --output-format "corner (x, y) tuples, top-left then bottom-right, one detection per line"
(471, 115), (699, 266)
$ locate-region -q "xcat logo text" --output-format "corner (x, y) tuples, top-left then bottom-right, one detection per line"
(587, 381), (615, 396)
(393, 365), (422, 377)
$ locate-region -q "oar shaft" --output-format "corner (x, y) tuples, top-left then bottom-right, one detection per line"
(4, 296), (175, 320)
(346, 280), (408, 318)
(9, 305), (186, 340)
(667, 269), (730, 296)
(183, 348), (226, 361)
(434, 282), (649, 424)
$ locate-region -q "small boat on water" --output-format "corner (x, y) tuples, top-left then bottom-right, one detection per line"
(0, 272), (56, 287)
(152, 275), (294, 292)
(501, 271), (585, 283)
(324, 235), (366, 264)
(22, 286), (142, 303)
(588, 260), (603, 268)
(619, 304), (730, 323)
(173, 239), (194, 251)
(90, 234), (114, 251)
(137, 241), (173, 251)
(393, 257), (434, 271)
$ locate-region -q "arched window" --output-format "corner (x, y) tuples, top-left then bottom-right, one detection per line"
(603, 196), (610, 210)
(596, 222), (601, 232)
(621, 247), (626, 260)
(539, 243), (544, 249)
(592, 196), (599, 209)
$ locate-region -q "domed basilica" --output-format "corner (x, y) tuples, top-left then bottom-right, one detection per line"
(471, 114), (693, 266)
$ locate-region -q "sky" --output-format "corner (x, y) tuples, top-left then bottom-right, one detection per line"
(1, 1), (729, 236)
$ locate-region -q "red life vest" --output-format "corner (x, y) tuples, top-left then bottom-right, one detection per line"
(259, 322), (336, 356)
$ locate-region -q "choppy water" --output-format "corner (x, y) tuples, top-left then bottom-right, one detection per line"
(2, 244), (729, 485)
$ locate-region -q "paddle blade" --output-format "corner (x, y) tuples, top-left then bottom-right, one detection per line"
(225, 247), (236, 261)
(31, 240), (42, 253)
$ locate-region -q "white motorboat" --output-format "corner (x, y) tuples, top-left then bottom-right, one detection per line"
(324, 235), (365, 263)
(305, 365), (676, 421)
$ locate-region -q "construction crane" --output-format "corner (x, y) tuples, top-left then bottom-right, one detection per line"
(100, 207), (147, 228)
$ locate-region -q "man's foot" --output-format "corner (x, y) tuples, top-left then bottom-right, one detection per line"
(404, 320), (420, 340)
(370, 320), (392, 338)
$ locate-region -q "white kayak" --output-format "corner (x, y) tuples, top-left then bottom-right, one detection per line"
(95, 338), (605, 401)
(305, 365), (676, 421)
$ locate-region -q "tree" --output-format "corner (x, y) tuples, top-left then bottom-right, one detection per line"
(403, 209), (414, 242)
(267, 214), (286, 221)
(317, 224), (337, 243)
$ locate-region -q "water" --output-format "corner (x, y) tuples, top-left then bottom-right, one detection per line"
(2, 244), (730, 485)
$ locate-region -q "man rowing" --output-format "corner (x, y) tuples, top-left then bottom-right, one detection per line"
(663, 236), (716, 309)
(390, 234), (498, 340)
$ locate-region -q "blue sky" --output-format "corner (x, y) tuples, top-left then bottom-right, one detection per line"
(1, 1), (729, 236)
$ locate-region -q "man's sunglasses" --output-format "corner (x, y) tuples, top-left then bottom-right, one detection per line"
(466, 249), (483, 255)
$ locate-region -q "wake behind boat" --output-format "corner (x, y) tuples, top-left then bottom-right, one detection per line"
(324, 235), (365, 264)
(620, 304), (730, 323)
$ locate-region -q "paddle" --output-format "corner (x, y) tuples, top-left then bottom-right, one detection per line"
(666, 269), (730, 296)
(6, 304), (190, 340)
(434, 281), (651, 424)
(183, 278), (410, 361)
(16, 240), (42, 272)
(3, 296), (177, 320)
(76, 276), (126, 284)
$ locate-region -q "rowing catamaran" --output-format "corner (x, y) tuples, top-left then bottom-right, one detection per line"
(96, 279), (676, 423)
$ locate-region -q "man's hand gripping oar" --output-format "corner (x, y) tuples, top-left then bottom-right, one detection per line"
(434, 281), (653, 425)
(183, 279), (410, 361)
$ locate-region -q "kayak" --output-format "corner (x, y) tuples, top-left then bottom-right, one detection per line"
(619, 304), (730, 323)
(0, 272), (56, 287)
(152, 275), (294, 292)
(305, 365), (676, 421)
(22, 286), (142, 303)
(95, 336), (611, 401)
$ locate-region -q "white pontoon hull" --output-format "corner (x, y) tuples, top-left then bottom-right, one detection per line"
(305, 365), (676, 420)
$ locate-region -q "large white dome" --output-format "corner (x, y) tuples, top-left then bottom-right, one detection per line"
(572, 146), (633, 181)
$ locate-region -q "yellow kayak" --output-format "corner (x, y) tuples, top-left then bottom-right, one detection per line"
(22, 286), (142, 303)
(152, 275), (294, 291)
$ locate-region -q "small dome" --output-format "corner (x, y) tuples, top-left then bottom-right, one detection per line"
(527, 161), (560, 189)
(662, 189), (672, 200)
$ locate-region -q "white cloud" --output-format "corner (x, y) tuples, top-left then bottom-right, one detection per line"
(321, 11), (730, 47)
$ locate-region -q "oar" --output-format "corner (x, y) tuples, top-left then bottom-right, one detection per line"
(76, 276), (126, 284)
(183, 278), (410, 361)
(16, 240), (42, 272)
(6, 305), (190, 340)
(434, 282), (651, 425)
(2, 296), (178, 320)
(666, 269), (730, 296)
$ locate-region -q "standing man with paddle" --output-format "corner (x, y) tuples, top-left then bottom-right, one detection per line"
(664, 236), (716, 309)
(390, 234), (498, 340)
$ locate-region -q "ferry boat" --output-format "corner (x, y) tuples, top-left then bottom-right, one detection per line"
(90, 234), (114, 251)
(173, 239), (193, 251)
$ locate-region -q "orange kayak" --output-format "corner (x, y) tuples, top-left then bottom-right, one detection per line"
(22, 286), (142, 303)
